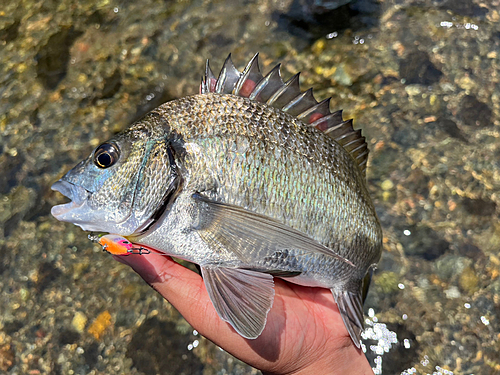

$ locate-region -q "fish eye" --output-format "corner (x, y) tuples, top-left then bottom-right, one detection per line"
(93, 143), (120, 168)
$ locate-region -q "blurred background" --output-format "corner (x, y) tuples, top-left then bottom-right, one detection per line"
(1, 0), (499, 373)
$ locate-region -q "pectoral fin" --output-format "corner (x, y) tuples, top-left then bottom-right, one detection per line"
(332, 288), (364, 348)
(193, 193), (355, 267)
(201, 265), (275, 339)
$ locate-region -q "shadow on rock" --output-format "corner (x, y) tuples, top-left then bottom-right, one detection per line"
(127, 317), (204, 375)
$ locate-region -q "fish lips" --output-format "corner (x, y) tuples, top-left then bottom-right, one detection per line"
(51, 180), (94, 229)
(51, 180), (138, 234)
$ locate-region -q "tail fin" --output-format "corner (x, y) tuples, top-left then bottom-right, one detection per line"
(332, 288), (364, 348)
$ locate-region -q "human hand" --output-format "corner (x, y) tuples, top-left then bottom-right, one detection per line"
(114, 250), (374, 375)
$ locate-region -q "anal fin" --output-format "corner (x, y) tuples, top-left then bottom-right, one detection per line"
(332, 289), (364, 348)
(201, 266), (275, 339)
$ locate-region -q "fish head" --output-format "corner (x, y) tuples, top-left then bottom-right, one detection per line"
(51, 114), (178, 235)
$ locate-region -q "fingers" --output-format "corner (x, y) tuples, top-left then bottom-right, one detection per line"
(114, 252), (207, 315)
(112, 252), (244, 344)
(114, 252), (201, 292)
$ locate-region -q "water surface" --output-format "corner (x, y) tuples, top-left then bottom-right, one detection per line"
(1, 0), (499, 374)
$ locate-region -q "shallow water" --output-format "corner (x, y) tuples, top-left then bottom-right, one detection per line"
(1, 0), (499, 374)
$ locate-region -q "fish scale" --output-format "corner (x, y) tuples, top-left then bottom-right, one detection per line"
(153, 94), (376, 249)
(51, 54), (382, 348)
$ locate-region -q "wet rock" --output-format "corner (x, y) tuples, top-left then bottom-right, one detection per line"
(141, 30), (162, 58)
(458, 95), (492, 128)
(196, 32), (234, 53)
(376, 249), (403, 276)
(71, 311), (88, 333)
(277, 0), (352, 39)
(444, 285), (461, 299)
(0, 343), (15, 372)
(99, 69), (122, 100)
(127, 317), (203, 375)
(487, 277), (500, 295)
(35, 262), (62, 293)
(1, 187), (38, 230)
(399, 50), (443, 85)
(302, 0), (353, 14)
(72, 261), (90, 281)
(392, 126), (420, 148)
(433, 118), (468, 143)
(474, 295), (496, 313)
(0, 19), (20, 43)
(83, 342), (100, 369)
(88, 311), (112, 340)
(51, 362), (62, 375)
(462, 197), (496, 216)
(276, 0), (380, 40)
(374, 271), (400, 294)
(435, 255), (471, 281)
(58, 329), (81, 345)
(364, 323), (419, 373)
(129, 85), (176, 124)
(458, 266), (479, 295)
(0, 245), (10, 275)
(400, 225), (450, 260)
(332, 59), (370, 86)
(85, 10), (106, 28)
(3, 320), (23, 335)
(458, 243), (484, 260)
(3, 213), (23, 238)
(381, 179), (394, 191)
(115, 310), (137, 327)
(437, 0), (489, 18)
(29, 107), (41, 128)
(405, 168), (430, 196)
(0, 153), (26, 195)
(19, 288), (30, 302)
(35, 27), (84, 89)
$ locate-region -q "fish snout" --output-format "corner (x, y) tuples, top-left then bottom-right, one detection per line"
(51, 180), (90, 219)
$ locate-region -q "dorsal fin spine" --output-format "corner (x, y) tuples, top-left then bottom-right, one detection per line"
(233, 53), (263, 97)
(249, 64), (283, 102)
(297, 98), (331, 122)
(324, 121), (348, 134)
(200, 54), (370, 177)
(282, 89), (313, 112)
(216, 54), (241, 94)
(265, 73), (299, 107)
(350, 143), (367, 154)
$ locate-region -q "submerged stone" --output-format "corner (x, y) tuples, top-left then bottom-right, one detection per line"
(127, 317), (203, 375)
(399, 51), (443, 85)
(458, 95), (492, 128)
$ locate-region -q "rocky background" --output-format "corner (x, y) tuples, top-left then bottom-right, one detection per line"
(1, 0), (499, 374)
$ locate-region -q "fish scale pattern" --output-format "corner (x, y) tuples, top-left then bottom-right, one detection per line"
(153, 93), (380, 270)
(201, 54), (369, 175)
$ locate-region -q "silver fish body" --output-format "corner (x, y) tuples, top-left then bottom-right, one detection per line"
(51, 54), (382, 347)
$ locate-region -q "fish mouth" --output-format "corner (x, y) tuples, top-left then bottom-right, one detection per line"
(51, 180), (91, 218)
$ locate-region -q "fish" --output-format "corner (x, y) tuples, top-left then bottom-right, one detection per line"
(51, 53), (382, 347)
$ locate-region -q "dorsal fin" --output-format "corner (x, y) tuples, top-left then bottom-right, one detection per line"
(218, 54), (242, 94)
(200, 53), (369, 177)
(234, 53), (263, 97)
